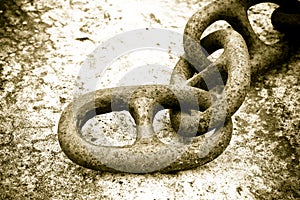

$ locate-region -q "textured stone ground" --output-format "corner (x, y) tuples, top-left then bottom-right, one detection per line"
(0, 0), (299, 199)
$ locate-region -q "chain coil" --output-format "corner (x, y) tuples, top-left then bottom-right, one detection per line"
(58, 0), (299, 173)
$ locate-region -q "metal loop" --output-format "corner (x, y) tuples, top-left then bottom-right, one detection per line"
(170, 29), (250, 136)
(59, 94), (233, 173)
(58, 0), (299, 173)
(59, 85), (223, 173)
(170, 0), (299, 136)
(183, 0), (295, 75)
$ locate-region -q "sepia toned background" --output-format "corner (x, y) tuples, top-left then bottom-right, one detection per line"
(1, 0), (299, 199)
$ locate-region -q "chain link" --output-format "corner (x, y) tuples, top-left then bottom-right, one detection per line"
(58, 0), (299, 173)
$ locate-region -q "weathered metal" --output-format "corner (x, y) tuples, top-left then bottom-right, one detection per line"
(58, 0), (299, 173)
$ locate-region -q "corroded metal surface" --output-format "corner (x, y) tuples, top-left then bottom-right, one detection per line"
(57, 0), (299, 173)
(1, 0), (299, 198)
(59, 84), (232, 173)
(170, 0), (299, 134)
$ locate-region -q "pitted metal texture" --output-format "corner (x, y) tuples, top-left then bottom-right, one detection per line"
(58, 0), (299, 173)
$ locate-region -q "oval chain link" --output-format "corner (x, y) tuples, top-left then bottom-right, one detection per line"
(58, 0), (299, 173)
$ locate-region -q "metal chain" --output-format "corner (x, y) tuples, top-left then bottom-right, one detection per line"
(170, 0), (300, 136)
(58, 0), (299, 173)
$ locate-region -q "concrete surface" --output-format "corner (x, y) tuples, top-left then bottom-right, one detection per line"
(0, 0), (299, 199)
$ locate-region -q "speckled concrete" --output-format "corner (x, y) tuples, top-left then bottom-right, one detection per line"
(1, 0), (299, 199)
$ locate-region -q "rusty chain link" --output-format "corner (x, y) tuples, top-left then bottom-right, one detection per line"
(58, 0), (299, 173)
